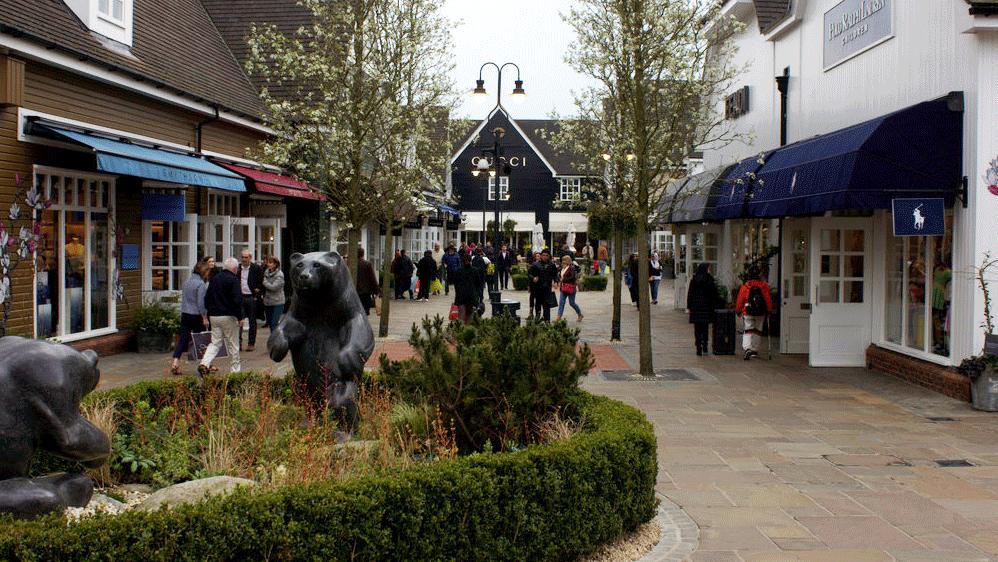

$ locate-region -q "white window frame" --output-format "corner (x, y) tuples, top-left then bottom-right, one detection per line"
(878, 212), (954, 364)
(559, 177), (583, 201)
(142, 210), (198, 297)
(255, 218), (282, 262)
(207, 191), (240, 217)
(488, 176), (510, 201)
(32, 166), (117, 342)
(97, 0), (127, 25)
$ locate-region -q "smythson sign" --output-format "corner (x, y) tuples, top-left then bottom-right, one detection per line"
(823, 0), (893, 70)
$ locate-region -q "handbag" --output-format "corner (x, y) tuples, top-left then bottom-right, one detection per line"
(449, 304), (460, 321)
(188, 331), (227, 361)
(545, 291), (557, 308)
(562, 282), (576, 295)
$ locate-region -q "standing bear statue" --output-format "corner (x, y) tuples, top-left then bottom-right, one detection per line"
(0, 337), (111, 518)
(267, 251), (374, 441)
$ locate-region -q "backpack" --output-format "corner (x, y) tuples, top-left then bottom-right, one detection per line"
(745, 284), (767, 316)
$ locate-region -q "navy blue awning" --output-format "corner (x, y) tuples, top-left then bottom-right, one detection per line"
(713, 95), (963, 219)
(437, 203), (460, 217)
(30, 123), (247, 192)
(661, 163), (737, 224)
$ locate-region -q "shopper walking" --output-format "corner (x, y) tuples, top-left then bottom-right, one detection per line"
(355, 248), (380, 316)
(451, 253), (482, 323)
(393, 249), (415, 300)
(735, 266), (774, 360)
(528, 249), (558, 322)
(238, 249), (264, 352)
(442, 245), (460, 296)
(199, 257), (243, 376)
(472, 247), (489, 301)
(261, 256), (285, 331)
(496, 243), (514, 290)
(431, 242), (444, 295)
(416, 250), (437, 302)
(627, 253), (640, 306)
(649, 252), (663, 305)
(687, 263), (719, 356)
(556, 255), (583, 322)
(170, 257), (212, 375)
(597, 242), (609, 273)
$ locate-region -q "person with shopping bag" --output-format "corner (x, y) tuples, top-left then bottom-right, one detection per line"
(451, 253), (481, 323)
(170, 257), (212, 376)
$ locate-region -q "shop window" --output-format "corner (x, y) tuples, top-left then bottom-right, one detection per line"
(677, 234), (688, 275)
(559, 177), (582, 201)
(882, 214), (952, 357)
(207, 192), (240, 217)
(144, 220), (193, 292)
(690, 230), (718, 272)
(33, 168), (115, 339)
(256, 219), (281, 262)
(488, 177), (509, 201)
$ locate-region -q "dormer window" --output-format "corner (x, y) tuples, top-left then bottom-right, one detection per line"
(98, 0), (125, 23)
(63, 0), (133, 46)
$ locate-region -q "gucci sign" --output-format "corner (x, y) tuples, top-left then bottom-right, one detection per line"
(471, 156), (528, 168)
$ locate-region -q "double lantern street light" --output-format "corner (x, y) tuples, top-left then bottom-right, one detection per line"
(469, 62), (525, 248)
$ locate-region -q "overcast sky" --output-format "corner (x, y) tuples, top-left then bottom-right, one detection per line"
(443, 0), (598, 120)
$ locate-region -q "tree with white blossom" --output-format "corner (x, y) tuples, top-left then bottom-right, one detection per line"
(561, 0), (746, 375)
(246, 0), (456, 311)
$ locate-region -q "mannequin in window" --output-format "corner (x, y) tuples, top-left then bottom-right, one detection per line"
(65, 235), (85, 288)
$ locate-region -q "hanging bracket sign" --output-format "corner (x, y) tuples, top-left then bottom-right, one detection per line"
(892, 198), (945, 237)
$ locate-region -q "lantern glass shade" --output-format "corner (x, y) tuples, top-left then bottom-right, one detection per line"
(471, 169), (480, 177)
(472, 79), (488, 97)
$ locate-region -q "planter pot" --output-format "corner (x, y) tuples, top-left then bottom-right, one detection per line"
(136, 330), (174, 354)
(986, 334), (998, 356)
(971, 366), (998, 412)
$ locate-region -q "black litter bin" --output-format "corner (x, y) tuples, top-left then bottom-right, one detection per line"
(713, 309), (736, 355)
(489, 290), (502, 303)
(491, 299), (521, 325)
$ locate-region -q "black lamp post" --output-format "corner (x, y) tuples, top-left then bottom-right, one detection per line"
(470, 62), (526, 249)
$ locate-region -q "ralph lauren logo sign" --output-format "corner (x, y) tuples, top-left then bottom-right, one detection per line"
(724, 86), (750, 120)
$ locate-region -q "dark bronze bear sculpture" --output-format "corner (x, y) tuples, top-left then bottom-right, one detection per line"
(268, 251), (374, 440)
(0, 337), (111, 518)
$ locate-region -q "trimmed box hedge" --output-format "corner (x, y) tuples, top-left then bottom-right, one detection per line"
(581, 275), (608, 291)
(511, 273), (529, 291)
(5, 384), (657, 561)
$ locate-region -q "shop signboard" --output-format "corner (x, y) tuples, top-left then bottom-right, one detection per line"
(823, 0), (893, 70)
(892, 198), (945, 237)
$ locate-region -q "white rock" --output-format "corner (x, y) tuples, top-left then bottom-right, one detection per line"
(135, 476), (256, 512)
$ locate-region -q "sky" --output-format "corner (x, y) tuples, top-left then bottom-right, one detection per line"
(443, 0), (599, 120)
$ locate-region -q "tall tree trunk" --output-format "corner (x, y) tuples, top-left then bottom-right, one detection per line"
(347, 226), (361, 285)
(378, 223), (393, 338)
(636, 220), (653, 375)
(611, 228), (624, 341)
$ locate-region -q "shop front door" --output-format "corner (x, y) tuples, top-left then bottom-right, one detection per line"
(231, 217), (257, 260)
(808, 217), (872, 367)
(781, 218), (811, 354)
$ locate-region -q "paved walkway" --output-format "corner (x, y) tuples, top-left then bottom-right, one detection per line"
(95, 280), (998, 561)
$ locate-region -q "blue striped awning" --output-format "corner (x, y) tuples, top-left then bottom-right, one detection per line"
(31, 124), (247, 192)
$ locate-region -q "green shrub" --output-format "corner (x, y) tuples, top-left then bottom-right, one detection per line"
(131, 300), (181, 336)
(511, 273), (529, 291)
(581, 275), (608, 291)
(1, 392), (656, 562)
(379, 316), (592, 452)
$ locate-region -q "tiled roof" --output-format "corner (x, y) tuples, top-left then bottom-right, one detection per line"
(200, 0), (314, 100)
(0, 0), (265, 119)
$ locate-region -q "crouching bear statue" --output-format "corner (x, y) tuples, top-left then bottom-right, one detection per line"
(0, 337), (111, 518)
(268, 251), (375, 441)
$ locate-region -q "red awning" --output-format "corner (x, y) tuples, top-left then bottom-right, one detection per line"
(214, 162), (323, 201)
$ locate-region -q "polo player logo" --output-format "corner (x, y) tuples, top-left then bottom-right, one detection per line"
(913, 204), (925, 230)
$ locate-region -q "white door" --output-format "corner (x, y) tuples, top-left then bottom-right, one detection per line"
(808, 217), (872, 366)
(781, 218), (811, 354)
(198, 215), (230, 262)
(256, 218), (281, 261)
(231, 217), (256, 260)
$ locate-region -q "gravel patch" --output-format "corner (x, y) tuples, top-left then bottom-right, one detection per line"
(576, 519), (662, 562)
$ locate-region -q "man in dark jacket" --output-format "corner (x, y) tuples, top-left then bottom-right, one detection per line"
(392, 249), (415, 300)
(686, 263), (718, 356)
(355, 248), (380, 315)
(199, 257), (244, 376)
(416, 250), (437, 301)
(441, 246), (460, 296)
(528, 249), (558, 321)
(496, 243), (514, 290)
(238, 249), (264, 351)
(472, 247), (489, 301)
(451, 254), (481, 323)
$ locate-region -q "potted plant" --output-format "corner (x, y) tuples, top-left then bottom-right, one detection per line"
(132, 300), (181, 353)
(961, 252), (998, 411)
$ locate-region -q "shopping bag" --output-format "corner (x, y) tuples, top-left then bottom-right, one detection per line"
(449, 304), (460, 321)
(188, 331), (226, 361)
(545, 291), (558, 308)
(430, 279), (443, 294)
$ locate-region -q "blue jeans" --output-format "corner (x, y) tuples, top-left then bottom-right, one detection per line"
(558, 291), (582, 318)
(265, 304), (284, 331)
(650, 278), (661, 302)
